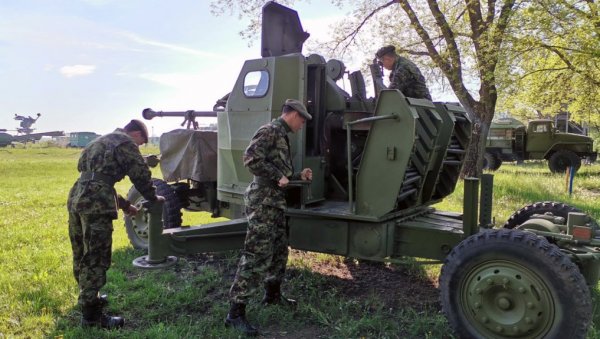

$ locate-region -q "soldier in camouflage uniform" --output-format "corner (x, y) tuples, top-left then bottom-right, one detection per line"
(225, 99), (313, 336)
(67, 119), (163, 329)
(375, 45), (432, 100)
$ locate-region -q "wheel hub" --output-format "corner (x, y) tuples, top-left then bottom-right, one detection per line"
(463, 262), (554, 337)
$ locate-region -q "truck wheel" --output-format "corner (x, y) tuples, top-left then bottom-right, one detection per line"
(440, 229), (591, 339)
(124, 178), (182, 250)
(548, 150), (581, 173)
(502, 201), (584, 228)
(503, 201), (599, 230)
(483, 152), (501, 171)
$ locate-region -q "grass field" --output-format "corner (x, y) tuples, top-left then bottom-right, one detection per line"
(1, 146), (600, 338)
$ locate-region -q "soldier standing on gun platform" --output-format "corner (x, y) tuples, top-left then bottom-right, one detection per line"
(375, 45), (432, 100)
(67, 119), (164, 329)
(225, 99), (313, 336)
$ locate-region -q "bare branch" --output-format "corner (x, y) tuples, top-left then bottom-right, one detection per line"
(398, 0), (477, 109)
(490, 0), (516, 60)
(465, 0), (484, 41)
(485, 0), (496, 28)
(398, 48), (431, 56)
(427, 0), (463, 80)
(333, 0), (398, 55)
(518, 67), (570, 80)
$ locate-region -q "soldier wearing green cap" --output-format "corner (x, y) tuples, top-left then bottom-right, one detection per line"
(375, 45), (432, 100)
(225, 99), (313, 336)
(67, 119), (164, 329)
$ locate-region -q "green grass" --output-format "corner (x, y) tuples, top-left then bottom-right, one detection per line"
(1, 147), (600, 338)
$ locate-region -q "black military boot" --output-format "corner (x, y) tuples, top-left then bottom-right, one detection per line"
(81, 302), (124, 329)
(224, 303), (258, 336)
(261, 281), (297, 307)
(98, 294), (108, 308)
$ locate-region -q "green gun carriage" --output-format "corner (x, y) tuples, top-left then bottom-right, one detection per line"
(124, 2), (600, 338)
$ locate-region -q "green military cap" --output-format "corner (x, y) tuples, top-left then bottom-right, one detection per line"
(376, 45), (396, 58)
(284, 99), (312, 120)
(125, 119), (149, 143)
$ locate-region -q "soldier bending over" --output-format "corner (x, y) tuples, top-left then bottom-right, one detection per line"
(67, 120), (164, 329)
(375, 45), (432, 100)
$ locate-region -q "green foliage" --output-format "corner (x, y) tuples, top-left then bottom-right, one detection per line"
(497, 1), (600, 126)
(1, 148), (600, 338)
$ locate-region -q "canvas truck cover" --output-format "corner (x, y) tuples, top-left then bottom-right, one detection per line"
(159, 129), (218, 182)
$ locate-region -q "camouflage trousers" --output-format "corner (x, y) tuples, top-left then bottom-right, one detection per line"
(68, 213), (113, 307)
(229, 204), (288, 305)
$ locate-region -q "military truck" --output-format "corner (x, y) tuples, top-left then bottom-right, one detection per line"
(483, 117), (596, 172)
(123, 2), (600, 338)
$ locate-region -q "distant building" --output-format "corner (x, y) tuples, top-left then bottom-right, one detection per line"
(69, 132), (100, 148)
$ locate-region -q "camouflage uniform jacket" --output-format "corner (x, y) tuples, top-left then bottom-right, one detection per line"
(243, 117), (300, 210)
(389, 56), (432, 100)
(67, 128), (156, 218)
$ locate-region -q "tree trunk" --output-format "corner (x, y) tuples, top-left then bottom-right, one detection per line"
(461, 107), (493, 178)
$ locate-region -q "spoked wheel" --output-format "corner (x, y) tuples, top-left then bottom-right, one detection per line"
(440, 229), (591, 339)
(124, 178), (182, 250)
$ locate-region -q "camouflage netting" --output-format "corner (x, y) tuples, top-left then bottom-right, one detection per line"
(159, 129), (217, 182)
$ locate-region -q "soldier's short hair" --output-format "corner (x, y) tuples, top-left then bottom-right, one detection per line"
(376, 45), (397, 59)
(124, 119), (149, 143)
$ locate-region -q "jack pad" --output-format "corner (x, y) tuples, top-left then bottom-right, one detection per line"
(133, 255), (178, 269)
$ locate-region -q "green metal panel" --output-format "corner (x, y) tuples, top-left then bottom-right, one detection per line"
(218, 54), (306, 205)
(347, 222), (393, 260)
(394, 212), (464, 260)
(355, 90), (418, 217)
(526, 121), (553, 153)
(288, 217), (348, 255)
(404, 100), (444, 205)
(421, 103), (455, 201)
(432, 104), (472, 200)
(303, 156), (325, 203)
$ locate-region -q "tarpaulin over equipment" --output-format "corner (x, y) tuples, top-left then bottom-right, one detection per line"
(159, 129), (217, 182)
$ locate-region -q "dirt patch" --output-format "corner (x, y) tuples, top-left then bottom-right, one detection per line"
(168, 250), (441, 313)
(288, 251), (440, 312)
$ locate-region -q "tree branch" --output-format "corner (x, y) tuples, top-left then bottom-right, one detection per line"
(332, 0), (398, 55)
(518, 67), (570, 80)
(427, 0), (463, 80)
(398, 0), (476, 110)
(541, 43), (600, 86)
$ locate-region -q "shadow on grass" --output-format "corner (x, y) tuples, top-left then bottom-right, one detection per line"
(49, 247), (450, 338)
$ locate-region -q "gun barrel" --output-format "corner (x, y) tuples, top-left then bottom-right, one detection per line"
(142, 108), (218, 120)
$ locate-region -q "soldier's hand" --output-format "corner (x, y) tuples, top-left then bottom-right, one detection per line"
(300, 168), (312, 181)
(156, 195), (166, 202)
(278, 176), (289, 188)
(125, 205), (139, 216)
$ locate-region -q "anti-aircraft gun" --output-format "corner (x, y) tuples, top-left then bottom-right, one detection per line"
(0, 113), (64, 147)
(14, 113), (41, 134)
(124, 2), (600, 338)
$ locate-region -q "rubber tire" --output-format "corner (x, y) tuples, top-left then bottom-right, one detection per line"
(483, 152), (502, 171)
(503, 201), (598, 230)
(440, 229), (591, 339)
(548, 149), (581, 174)
(124, 178), (182, 250)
